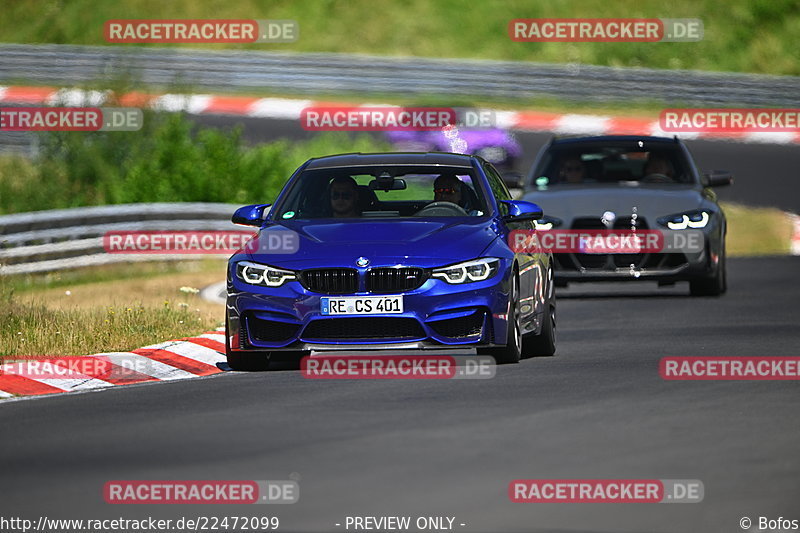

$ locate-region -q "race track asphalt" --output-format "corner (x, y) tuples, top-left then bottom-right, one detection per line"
(2, 256), (798, 533)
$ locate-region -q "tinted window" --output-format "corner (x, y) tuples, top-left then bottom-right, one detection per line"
(274, 166), (488, 219)
(530, 144), (692, 187)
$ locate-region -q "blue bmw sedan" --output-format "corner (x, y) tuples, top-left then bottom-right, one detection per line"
(226, 152), (556, 370)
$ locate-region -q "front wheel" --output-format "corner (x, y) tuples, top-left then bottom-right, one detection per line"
(690, 245), (727, 297)
(487, 275), (522, 364)
(523, 303), (556, 357)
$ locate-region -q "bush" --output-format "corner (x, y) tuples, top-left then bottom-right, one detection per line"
(0, 112), (390, 214)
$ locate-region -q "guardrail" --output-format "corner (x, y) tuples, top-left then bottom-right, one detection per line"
(0, 203), (245, 275)
(1, 43), (798, 107)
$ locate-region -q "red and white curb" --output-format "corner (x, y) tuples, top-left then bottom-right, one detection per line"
(1, 85), (799, 145)
(791, 213), (800, 256)
(0, 331), (228, 400)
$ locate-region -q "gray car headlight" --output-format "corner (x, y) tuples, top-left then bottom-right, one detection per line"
(235, 261), (296, 287)
(432, 258), (500, 284)
(657, 210), (711, 230)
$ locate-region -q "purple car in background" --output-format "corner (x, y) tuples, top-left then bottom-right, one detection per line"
(386, 128), (523, 188)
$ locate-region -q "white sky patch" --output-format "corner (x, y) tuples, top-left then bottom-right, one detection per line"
(248, 98), (312, 119)
(153, 94), (212, 114)
(650, 122), (700, 139)
(493, 110), (518, 129)
(742, 131), (797, 145)
(47, 88), (109, 106)
(554, 114), (611, 135)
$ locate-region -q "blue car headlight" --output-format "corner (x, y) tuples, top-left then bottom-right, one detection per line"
(657, 210), (711, 230)
(235, 261), (296, 287)
(432, 258), (500, 284)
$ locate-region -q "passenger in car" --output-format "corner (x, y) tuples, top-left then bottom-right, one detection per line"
(558, 156), (586, 184)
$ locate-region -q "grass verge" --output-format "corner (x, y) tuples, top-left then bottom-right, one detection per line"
(2, 0), (798, 76)
(0, 114), (390, 215)
(722, 202), (792, 256)
(1, 261), (225, 358)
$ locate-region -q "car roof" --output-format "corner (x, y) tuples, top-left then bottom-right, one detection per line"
(549, 135), (682, 147)
(304, 152), (477, 170)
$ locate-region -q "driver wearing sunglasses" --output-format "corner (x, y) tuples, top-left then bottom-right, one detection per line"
(328, 176), (360, 218)
(432, 173), (482, 216)
(433, 174), (464, 205)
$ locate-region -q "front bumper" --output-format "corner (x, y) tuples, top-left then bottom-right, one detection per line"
(553, 234), (721, 283)
(227, 263), (519, 353)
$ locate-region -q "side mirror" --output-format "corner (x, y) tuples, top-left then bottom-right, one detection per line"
(502, 172), (523, 190)
(232, 204), (271, 227)
(702, 171), (733, 187)
(500, 200), (543, 222)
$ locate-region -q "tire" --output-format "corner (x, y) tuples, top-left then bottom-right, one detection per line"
(523, 267), (557, 357)
(225, 320), (270, 371)
(690, 244), (727, 297)
(227, 350), (270, 371)
(523, 303), (556, 357)
(487, 275), (522, 364)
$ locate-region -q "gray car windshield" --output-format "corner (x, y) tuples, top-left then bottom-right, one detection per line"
(275, 166), (489, 219)
(533, 147), (693, 186)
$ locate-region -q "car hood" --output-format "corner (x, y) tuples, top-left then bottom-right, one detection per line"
(522, 184), (705, 221)
(244, 218), (499, 269)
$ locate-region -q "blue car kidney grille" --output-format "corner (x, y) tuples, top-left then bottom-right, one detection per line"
(301, 268), (359, 294)
(367, 267), (426, 292)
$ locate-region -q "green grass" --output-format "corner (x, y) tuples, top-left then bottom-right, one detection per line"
(0, 279), (218, 358)
(3, 259), (226, 294)
(722, 202), (792, 256)
(2, 0), (798, 75)
(0, 113), (390, 215)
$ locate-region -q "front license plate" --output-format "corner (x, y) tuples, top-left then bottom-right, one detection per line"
(320, 296), (404, 315)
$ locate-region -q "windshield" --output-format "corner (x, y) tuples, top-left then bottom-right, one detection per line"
(274, 165), (489, 219)
(532, 146), (693, 187)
